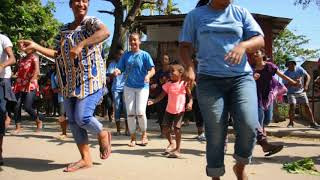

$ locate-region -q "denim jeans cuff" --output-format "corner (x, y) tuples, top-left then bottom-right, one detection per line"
(233, 154), (252, 165)
(206, 166), (225, 177)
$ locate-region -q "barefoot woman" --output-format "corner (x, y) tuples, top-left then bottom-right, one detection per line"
(19, 0), (111, 172)
(180, 0), (264, 179)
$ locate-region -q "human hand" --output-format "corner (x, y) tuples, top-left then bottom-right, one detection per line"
(18, 40), (37, 52)
(70, 43), (84, 61)
(253, 73), (260, 80)
(224, 43), (246, 65)
(147, 99), (155, 106)
(144, 75), (150, 83)
(183, 66), (196, 88)
(113, 69), (121, 76)
(150, 84), (158, 89)
(186, 102), (193, 111)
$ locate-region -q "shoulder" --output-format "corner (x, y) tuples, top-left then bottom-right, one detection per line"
(0, 34), (13, 47)
(186, 6), (207, 19)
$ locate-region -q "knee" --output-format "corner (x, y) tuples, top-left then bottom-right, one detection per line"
(137, 115), (143, 119)
(74, 112), (90, 127)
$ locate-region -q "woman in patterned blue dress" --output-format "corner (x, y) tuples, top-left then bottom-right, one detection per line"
(18, 0), (111, 172)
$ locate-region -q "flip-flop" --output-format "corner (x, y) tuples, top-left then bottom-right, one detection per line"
(264, 145), (284, 157)
(99, 132), (112, 160)
(167, 152), (181, 158)
(63, 162), (91, 172)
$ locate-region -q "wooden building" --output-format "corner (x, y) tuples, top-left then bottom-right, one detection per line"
(134, 13), (291, 66)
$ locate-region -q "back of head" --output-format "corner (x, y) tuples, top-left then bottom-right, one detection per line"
(196, 0), (210, 7)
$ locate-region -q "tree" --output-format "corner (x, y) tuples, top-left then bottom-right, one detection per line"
(163, 0), (181, 15)
(294, 0), (320, 8)
(99, 0), (158, 61)
(0, 0), (61, 52)
(273, 28), (320, 69)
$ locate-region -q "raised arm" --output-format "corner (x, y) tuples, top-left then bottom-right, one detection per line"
(276, 70), (297, 86)
(70, 23), (110, 60)
(0, 46), (16, 68)
(18, 40), (57, 59)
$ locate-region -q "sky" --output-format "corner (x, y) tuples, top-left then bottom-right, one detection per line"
(42, 0), (320, 50)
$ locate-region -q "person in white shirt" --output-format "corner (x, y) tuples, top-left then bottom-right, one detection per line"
(0, 33), (16, 166)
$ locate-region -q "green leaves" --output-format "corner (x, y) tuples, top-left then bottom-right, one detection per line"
(272, 28), (320, 70)
(283, 158), (320, 176)
(0, 0), (61, 53)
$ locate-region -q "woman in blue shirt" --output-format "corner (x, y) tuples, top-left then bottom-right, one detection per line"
(179, 0), (265, 179)
(114, 33), (155, 147)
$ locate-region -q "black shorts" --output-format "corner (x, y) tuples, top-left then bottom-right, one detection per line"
(162, 112), (184, 129)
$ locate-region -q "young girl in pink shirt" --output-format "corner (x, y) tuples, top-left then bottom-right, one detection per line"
(148, 64), (193, 158)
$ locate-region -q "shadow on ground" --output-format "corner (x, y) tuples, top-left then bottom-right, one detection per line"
(112, 148), (205, 158)
(1, 157), (66, 172)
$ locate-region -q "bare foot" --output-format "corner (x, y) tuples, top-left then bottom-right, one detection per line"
(163, 143), (176, 155)
(11, 128), (23, 135)
(35, 120), (43, 132)
(98, 131), (112, 160)
(63, 160), (92, 172)
(233, 164), (248, 180)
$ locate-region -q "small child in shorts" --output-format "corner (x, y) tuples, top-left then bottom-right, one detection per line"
(148, 64), (193, 158)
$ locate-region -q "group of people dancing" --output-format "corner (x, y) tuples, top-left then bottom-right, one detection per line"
(1, 0), (319, 179)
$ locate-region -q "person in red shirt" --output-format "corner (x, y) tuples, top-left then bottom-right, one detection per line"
(11, 43), (42, 134)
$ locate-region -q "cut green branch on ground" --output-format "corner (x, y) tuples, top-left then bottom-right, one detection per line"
(283, 158), (320, 176)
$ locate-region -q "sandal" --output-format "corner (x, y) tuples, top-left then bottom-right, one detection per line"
(167, 151), (181, 158)
(128, 140), (137, 147)
(99, 132), (112, 160)
(63, 161), (91, 172)
(140, 136), (148, 146)
(264, 145), (284, 157)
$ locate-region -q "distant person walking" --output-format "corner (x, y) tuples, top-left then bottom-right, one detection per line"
(283, 56), (319, 129)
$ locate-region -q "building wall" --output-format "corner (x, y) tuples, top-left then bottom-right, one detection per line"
(146, 25), (181, 41)
(302, 62), (320, 122)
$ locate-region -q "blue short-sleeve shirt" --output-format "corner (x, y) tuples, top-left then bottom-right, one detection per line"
(283, 66), (307, 94)
(107, 61), (125, 92)
(179, 4), (264, 77)
(117, 50), (155, 89)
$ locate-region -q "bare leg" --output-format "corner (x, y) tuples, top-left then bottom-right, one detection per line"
(288, 104), (295, 127)
(163, 126), (174, 149)
(304, 104), (315, 123)
(173, 127), (181, 153)
(233, 163), (248, 180)
(64, 143), (92, 172)
(0, 135), (3, 162)
(115, 121), (121, 133)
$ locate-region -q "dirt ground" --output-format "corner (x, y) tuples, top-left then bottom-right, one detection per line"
(0, 122), (319, 180)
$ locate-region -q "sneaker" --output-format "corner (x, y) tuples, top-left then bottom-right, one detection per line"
(197, 133), (206, 141)
(310, 122), (320, 129)
(56, 134), (68, 140)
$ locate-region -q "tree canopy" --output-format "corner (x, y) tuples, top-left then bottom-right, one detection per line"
(273, 28), (319, 69)
(0, 0), (61, 52)
(295, 0), (320, 8)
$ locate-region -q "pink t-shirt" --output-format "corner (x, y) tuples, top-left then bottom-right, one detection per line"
(162, 81), (187, 114)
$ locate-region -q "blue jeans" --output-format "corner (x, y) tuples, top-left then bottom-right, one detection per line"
(197, 74), (259, 177)
(112, 91), (126, 121)
(64, 89), (104, 144)
(258, 103), (273, 126)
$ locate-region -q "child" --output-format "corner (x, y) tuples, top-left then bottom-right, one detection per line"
(148, 64), (193, 158)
